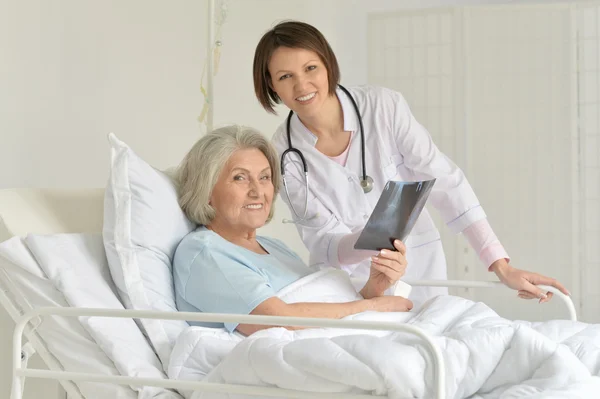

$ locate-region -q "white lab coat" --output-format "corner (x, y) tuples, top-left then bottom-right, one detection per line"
(272, 85), (487, 306)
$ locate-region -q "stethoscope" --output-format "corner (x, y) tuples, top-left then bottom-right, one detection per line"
(280, 84), (374, 222)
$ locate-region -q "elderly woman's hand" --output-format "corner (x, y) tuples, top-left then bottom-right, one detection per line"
(359, 240), (408, 299)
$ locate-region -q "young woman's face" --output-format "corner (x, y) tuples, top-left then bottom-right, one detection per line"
(268, 47), (330, 118)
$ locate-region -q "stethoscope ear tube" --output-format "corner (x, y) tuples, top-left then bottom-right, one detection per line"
(282, 170), (309, 221)
(280, 147), (307, 176)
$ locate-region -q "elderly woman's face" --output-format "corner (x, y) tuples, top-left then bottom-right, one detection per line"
(209, 148), (274, 231)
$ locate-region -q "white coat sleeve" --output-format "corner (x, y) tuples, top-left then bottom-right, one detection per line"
(388, 89), (487, 233)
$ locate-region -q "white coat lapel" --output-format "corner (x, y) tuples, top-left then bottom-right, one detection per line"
(289, 113), (369, 229)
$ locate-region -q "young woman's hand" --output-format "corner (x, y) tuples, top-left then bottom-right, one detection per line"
(491, 259), (570, 303)
(360, 240), (408, 299)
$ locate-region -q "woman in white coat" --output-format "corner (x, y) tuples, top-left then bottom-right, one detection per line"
(252, 20), (568, 306)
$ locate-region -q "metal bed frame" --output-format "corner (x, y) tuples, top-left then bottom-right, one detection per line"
(3, 280), (576, 399)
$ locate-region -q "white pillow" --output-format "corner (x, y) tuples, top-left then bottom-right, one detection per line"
(103, 133), (195, 368)
(25, 232), (182, 399)
(0, 236), (137, 399)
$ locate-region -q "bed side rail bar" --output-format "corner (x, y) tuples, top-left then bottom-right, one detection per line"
(404, 281), (577, 321)
(12, 307), (446, 399)
(10, 281), (576, 399)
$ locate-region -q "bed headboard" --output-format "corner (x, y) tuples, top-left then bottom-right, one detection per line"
(0, 188), (104, 242)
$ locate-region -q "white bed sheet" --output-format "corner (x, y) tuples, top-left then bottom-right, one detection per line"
(0, 236), (137, 399)
(26, 232), (182, 399)
(170, 269), (600, 399)
(1, 233), (187, 399)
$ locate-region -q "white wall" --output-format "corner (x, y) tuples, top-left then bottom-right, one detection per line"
(0, 0), (576, 254)
(577, 2), (600, 323)
(307, 0), (576, 86)
(457, 3), (577, 321)
(364, 1), (600, 324)
(0, 0), (575, 237)
(0, 0), (212, 189)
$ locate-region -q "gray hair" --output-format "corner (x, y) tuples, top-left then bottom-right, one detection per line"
(176, 125), (281, 226)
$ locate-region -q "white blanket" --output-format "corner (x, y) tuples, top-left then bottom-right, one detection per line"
(168, 270), (600, 399)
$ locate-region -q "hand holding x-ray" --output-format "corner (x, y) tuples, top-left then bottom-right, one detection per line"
(354, 179), (436, 251)
(359, 239), (408, 298)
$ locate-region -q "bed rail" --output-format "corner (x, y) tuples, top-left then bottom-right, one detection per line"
(405, 281), (577, 321)
(10, 282), (577, 399)
(11, 307), (446, 399)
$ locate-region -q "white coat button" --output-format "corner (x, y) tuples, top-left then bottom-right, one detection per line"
(363, 214), (369, 219)
(348, 176), (353, 182)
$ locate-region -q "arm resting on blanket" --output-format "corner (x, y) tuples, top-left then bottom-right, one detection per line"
(237, 295), (413, 336)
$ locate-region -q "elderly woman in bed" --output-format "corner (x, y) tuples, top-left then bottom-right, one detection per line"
(173, 125), (412, 336)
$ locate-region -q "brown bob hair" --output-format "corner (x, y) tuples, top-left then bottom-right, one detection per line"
(253, 20), (340, 114)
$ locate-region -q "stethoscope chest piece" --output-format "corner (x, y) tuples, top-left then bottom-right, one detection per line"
(360, 175), (374, 193)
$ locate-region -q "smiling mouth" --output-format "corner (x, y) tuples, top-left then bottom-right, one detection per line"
(243, 204), (263, 209)
(295, 92), (316, 102)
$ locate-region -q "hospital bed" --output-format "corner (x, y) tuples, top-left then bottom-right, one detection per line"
(0, 188), (578, 399)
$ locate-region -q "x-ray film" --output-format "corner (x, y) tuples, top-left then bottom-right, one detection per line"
(354, 179), (436, 251)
